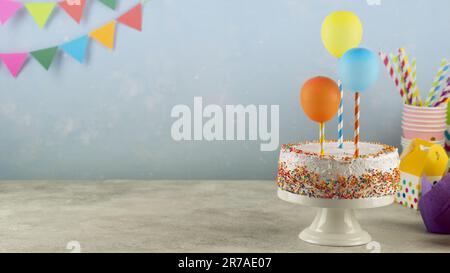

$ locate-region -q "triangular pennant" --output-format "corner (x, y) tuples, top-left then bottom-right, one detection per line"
(89, 21), (116, 49)
(99, 0), (116, 10)
(117, 3), (142, 31)
(0, 0), (23, 24)
(58, 0), (87, 24)
(0, 53), (28, 78)
(60, 36), (89, 63)
(30, 47), (58, 70)
(24, 2), (56, 28)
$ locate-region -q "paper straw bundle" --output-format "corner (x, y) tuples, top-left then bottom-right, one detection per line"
(379, 48), (450, 107)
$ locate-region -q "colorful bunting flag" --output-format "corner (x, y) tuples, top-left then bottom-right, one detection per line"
(0, 1), (149, 78)
(30, 47), (58, 70)
(0, 0), (149, 27)
(117, 3), (142, 31)
(0, 53), (28, 78)
(60, 36), (90, 63)
(0, 0), (23, 24)
(89, 21), (116, 49)
(99, 0), (116, 10)
(59, 0), (87, 24)
(25, 2), (57, 28)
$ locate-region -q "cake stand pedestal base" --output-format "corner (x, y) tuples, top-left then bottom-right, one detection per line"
(278, 188), (394, 247)
(299, 208), (370, 246)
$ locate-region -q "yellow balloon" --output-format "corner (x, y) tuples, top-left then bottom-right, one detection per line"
(321, 11), (363, 58)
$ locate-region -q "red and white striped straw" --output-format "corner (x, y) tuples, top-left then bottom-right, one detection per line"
(399, 49), (414, 104)
(354, 92), (360, 158)
(379, 52), (405, 101)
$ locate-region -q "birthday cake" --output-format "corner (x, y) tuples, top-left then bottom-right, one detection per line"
(277, 141), (400, 199)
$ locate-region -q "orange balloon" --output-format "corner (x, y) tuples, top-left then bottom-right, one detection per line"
(300, 76), (341, 123)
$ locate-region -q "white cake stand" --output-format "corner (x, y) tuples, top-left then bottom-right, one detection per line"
(278, 188), (394, 247)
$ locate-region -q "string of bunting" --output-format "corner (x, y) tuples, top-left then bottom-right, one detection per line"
(0, 1), (145, 78)
(0, 0), (147, 27)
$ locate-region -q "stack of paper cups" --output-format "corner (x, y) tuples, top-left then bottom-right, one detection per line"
(402, 104), (447, 151)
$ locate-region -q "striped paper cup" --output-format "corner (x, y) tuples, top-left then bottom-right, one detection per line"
(402, 104), (447, 141)
(402, 127), (445, 141)
(403, 111), (446, 119)
(401, 122), (446, 130)
(401, 117), (447, 125)
(404, 104), (447, 113)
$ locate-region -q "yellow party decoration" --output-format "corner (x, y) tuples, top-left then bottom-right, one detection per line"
(396, 138), (448, 209)
(400, 138), (448, 177)
(25, 2), (57, 29)
(89, 21), (116, 49)
(321, 11), (363, 58)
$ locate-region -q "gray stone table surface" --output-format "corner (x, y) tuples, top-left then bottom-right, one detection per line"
(0, 180), (448, 253)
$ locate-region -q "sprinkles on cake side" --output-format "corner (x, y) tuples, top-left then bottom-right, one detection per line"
(277, 140), (400, 199)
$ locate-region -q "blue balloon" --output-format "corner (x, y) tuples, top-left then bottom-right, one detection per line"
(338, 48), (379, 93)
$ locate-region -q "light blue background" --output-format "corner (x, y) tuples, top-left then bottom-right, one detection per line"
(0, 0), (449, 179)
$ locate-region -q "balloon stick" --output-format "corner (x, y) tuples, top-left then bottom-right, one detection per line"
(320, 122), (325, 156)
(354, 92), (360, 158)
(338, 80), (343, 148)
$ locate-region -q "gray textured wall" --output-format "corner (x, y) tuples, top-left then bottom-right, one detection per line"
(0, 0), (449, 179)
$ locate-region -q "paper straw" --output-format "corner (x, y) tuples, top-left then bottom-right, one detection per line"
(425, 59), (449, 106)
(434, 97), (449, 107)
(379, 52), (405, 102)
(434, 94), (449, 107)
(410, 57), (422, 106)
(338, 80), (344, 149)
(354, 92), (360, 158)
(392, 53), (407, 103)
(320, 122), (325, 156)
(399, 48), (414, 104)
(433, 77), (450, 107)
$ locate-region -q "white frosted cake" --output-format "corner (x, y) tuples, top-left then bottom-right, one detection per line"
(277, 141), (400, 199)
